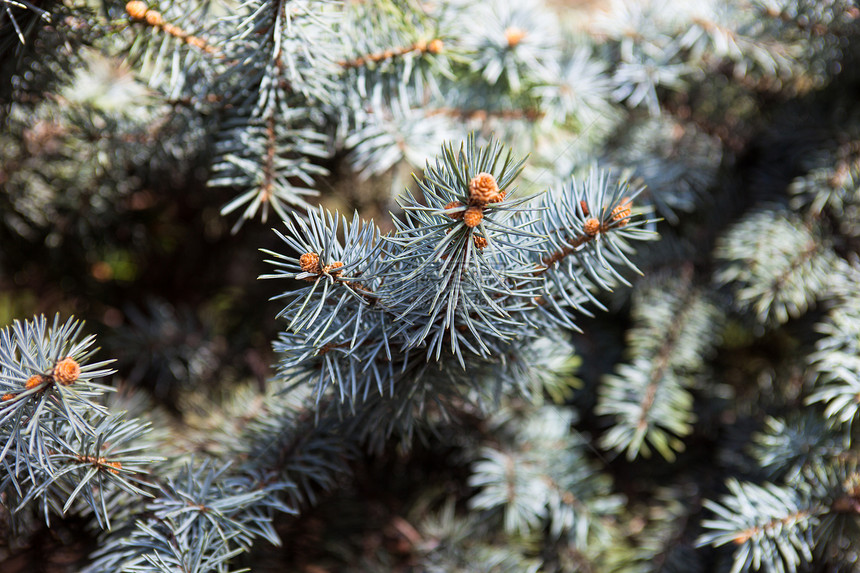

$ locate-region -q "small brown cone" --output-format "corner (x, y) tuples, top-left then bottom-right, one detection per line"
(325, 261), (344, 276)
(464, 206), (483, 228)
(611, 207), (631, 226)
(186, 36), (207, 50)
(445, 201), (465, 219)
(583, 218), (601, 236)
(504, 27), (527, 47)
(144, 10), (164, 27)
(53, 357), (81, 386)
(162, 23), (183, 38)
(469, 173), (499, 206)
(125, 1), (148, 20)
(611, 199), (632, 227)
(474, 235), (488, 249)
(299, 252), (321, 274)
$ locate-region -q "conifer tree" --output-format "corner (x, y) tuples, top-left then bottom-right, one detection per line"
(2, 1), (860, 572)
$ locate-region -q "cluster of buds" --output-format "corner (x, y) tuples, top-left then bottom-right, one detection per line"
(299, 252), (344, 280)
(610, 199), (632, 227)
(415, 38), (445, 55)
(581, 198), (633, 237)
(2, 357), (82, 401)
(445, 172), (507, 229)
(125, 1), (216, 53)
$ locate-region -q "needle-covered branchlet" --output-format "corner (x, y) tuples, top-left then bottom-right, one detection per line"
(340, 38), (444, 68)
(125, 1), (217, 53)
(266, 137), (655, 400)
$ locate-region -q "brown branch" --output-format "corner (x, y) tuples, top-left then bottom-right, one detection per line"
(260, 113), (277, 204)
(73, 454), (123, 475)
(258, 1), (291, 206)
(533, 233), (594, 277)
(532, 199), (634, 278)
(636, 265), (695, 431)
(732, 509), (816, 545)
(125, 2), (219, 55)
(426, 107), (545, 123)
(766, 238), (818, 297)
(339, 38), (443, 69)
(532, 218), (631, 278)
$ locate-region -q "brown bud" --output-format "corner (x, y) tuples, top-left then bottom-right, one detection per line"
(299, 252), (321, 274)
(488, 190), (506, 204)
(504, 27), (527, 47)
(583, 218), (601, 236)
(125, 1), (148, 20)
(186, 36), (207, 50)
(474, 235), (488, 249)
(427, 39), (444, 54)
(733, 531), (754, 545)
(2, 393), (14, 401)
(464, 206), (483, 228)
(325, 261), (344, 276)
(469, 172), (499, 206)
(579, 200), (589, 215)
(162, 23), (183, 38)
(611, 199), (632, 227)
(445, 201), (465, 219)
(25, 374), (45, 390)
(144, 9), (164, 27)
(53, 357), (81, 386)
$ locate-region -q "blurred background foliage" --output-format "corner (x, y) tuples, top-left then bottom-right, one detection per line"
(2, 0), (860, 571)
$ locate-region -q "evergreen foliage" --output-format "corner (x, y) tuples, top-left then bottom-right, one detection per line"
(2, 0), (860, 571)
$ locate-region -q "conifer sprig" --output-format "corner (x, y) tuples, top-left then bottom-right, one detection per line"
(698, 479), (821, 573)
(0, 316), (162, 530)
(263, 136), (656, 406)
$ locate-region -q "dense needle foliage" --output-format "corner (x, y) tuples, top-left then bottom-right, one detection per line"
(2, 1), (860, 572)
